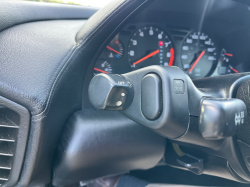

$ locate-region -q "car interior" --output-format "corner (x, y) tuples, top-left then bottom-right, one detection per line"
(2, 0), (250, 186)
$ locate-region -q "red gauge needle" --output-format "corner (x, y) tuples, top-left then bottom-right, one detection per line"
(224, 53), (233, 57)
(133, 49), (160, 66)
(229, 65), (238, 73)
(106, 46), (121, 55)
(94, 68), (108, 74)
(168, 48), (175, 66)
(188, 50), (205, 73)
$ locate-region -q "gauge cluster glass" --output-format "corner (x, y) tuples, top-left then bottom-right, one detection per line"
(127, 26), (174, 70)
(90, 0), (250, 80)
(181, 32), (218, 79)
(92, 25), (248, 79)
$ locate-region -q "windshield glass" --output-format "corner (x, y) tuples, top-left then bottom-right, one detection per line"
(23, 0), (114, 8)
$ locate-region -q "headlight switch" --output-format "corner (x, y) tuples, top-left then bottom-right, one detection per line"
(88, 74), (134, 110)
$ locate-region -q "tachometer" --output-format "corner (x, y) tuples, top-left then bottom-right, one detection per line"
(128, 26), (174, 70)
(181, 32), (219, 79)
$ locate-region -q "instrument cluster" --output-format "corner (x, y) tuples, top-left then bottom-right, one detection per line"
(92, 0), (250, 79)
(93, 24), (247, 80)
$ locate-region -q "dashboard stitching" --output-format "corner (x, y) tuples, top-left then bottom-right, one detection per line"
(32, 0), (149, 119)
(0, 41), (77, 116)
(0, 20), (86, 116)
(32, 0), (128, 118)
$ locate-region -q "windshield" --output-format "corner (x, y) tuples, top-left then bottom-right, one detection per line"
(23, 0), (115, 8)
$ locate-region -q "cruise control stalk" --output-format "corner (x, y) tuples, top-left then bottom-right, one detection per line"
(88, 65), (247, 140)
(88, 65), (250, 182)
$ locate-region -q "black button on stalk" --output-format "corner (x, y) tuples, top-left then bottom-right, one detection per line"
(88, 74), (134, 110)
(174, 79), (184, 94)
(141, 74), (162, 120)
(199, 98), (247, 140)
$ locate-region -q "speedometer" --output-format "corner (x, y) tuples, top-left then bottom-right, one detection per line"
(128, 26), (174, 70)
(181, 32), (219, 79)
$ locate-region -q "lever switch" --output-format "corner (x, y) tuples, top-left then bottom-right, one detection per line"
(199, 98), (247, 140)
(88, 74), (134, 110)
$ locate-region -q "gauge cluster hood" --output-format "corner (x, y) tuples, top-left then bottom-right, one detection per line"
(0, 0), (250, 186)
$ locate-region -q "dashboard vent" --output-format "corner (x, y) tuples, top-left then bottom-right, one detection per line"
(0, 96), (30, 186)
(0, 107), (19, 185)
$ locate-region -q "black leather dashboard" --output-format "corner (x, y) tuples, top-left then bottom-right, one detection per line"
(0, 0), (165, 186)
(2, 0), (250, 186)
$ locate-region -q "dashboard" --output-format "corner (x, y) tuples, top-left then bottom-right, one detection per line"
(92, 0), (250, 79)
(5, 0), (250, 186)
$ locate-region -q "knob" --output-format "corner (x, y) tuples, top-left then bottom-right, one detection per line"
(199, 98), (247, 140)
(88, 74), (134, 110)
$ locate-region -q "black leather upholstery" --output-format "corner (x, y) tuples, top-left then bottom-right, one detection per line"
(0, 2), (97, 186)
(7, 20), (88, 187)
(0, 20), (85, 115)
(0, 1), (98, 32)
(0, 0), (163, 186)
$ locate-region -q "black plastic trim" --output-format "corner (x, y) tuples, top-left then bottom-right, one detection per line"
(53, 109), (166, 186)
(0, 96), (30, 187)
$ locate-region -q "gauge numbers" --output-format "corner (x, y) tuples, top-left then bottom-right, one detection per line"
(181, 32), (219, 79)
(106, 40), (124, 59)
(128, 26), (174, 70)
(94, 60), (113, 75)
(218, 49), (238, 74)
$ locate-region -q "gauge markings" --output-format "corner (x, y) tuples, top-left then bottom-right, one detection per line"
(128, 26), (174, 70)
(219, 49), (237, 74)
(181, 32), (218, 79)
(106, 40), (124, 59)
(94, 60), (112, 75)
